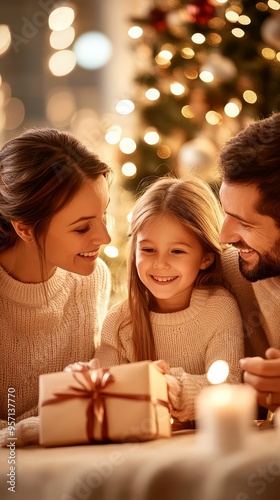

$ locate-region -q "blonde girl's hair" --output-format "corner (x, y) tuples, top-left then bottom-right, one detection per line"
(122, 176), (225, 362)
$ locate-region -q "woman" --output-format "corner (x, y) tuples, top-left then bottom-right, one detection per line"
(0, 128), (112, 444)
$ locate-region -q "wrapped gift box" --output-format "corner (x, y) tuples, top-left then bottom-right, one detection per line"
(39, 361), (171, 447)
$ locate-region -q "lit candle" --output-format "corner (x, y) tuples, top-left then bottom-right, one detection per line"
(196, 360), (257, 454)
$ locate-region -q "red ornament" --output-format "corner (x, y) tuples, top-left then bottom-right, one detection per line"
(148, 8), (168, 32)
(186, 0), (215, 25)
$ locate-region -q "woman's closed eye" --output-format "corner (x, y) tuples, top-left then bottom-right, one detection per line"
(74, 225), (90, 234)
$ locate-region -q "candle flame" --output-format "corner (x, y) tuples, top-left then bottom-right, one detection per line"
(207, 360), (229, 384)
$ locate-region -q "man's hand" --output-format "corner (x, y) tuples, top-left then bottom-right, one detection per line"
(240, 347), (280, 412)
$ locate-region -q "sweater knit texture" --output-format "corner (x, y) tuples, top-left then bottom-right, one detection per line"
(221, 247), (280, 357)
(96, 286), (244, 422)
(0, 258), (111, 430)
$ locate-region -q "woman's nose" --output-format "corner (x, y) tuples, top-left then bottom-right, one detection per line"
(93, 221), (111, 246)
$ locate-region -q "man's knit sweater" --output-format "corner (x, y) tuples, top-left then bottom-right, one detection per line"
(221, 247), (280, 357)
(0, 258), (111, 430)
(96, 286), (244, 422)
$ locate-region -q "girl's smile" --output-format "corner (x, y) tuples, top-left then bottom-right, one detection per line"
(136, 215), (212, 313)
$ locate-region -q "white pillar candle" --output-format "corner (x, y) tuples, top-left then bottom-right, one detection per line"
(275, 408), (280, 442)
(197, 383), (257, 454)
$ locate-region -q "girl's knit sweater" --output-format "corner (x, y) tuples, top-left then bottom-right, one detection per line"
(96, 286), (244, 422)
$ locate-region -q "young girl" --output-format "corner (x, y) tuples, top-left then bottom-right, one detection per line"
(0, 128), (111, 444)
(96, 177), (244, 425)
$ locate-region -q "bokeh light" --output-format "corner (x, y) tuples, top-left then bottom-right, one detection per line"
(49, 6), (75, 31)
(49, 50), (76, 76)
(0, 25), (11, 55)
(49, 27), (75, 50)
(74, 32), (112, 69)
(207, 360), (229, 384)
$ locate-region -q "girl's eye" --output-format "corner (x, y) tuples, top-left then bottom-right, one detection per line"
(172, 249), (185, 254)
(74, 226), (90, 234)
(141, 248), (155, 253)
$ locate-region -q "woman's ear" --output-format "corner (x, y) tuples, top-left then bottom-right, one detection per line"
(200, 252), (215, 270)
(11, 221), (34, 243)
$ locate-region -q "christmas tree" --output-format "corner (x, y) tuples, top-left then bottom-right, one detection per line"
(103, 0), (280, 303)
(108, 0), (280, 192)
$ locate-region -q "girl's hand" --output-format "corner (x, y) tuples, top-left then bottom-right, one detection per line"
(240, 347), (280, 412)
(153, 359), (171, 375)
(165, 374), (182, 411)
(153, 360), (181, 410)
(64, 358), (100, 372)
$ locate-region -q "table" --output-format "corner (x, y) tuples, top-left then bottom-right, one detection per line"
(0, 428), (280, 500)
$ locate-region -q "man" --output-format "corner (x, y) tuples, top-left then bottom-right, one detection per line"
(219, 111), (280, 415)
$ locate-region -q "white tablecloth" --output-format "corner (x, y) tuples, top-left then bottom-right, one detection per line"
(0, 428), (280, 500)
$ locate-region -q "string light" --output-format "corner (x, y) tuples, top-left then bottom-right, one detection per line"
(157, 144), (171, 159)
(48, 6), (75, 31)
(104, 245), (119, 259)
(155, 50), (173, 66)
(262, 47), (276, 60)
(128, 26), (143, 39)
(0, 25), (11, 55)
(268, 0), (280, 10)
(225, 11), (239, 23)
(49, 27), (75, 50)
(115, 99), (135, 115)
(191, 33), (205, 44)
(170, 82), (185, 95)
(199, 71), (214, 83)
(119, 137), (136, 154)
(49, 50), (76, 76)
(232, 28), (245, 38)
(224, 100), (242, 117)
(181, 47), (195, 59)
(121, 162), (137, 177)
(238, 15), (251, 25)
(243, 90), (257, 104)
(144, 130), (160, 145)
(145, 88), (160, 101)
(105, 126), (122, 144)
(205, 111), (223, 125)
(181, 105), (194, 119)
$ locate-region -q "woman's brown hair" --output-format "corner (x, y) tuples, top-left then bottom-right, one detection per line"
(0, 127), (111, 277)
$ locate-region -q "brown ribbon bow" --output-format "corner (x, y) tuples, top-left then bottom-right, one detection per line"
(42, 365), (170, 442)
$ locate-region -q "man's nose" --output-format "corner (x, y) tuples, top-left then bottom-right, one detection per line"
(219, 216), (238, 244)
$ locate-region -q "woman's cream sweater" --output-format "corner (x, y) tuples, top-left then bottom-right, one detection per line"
(0, 258), (111, 430)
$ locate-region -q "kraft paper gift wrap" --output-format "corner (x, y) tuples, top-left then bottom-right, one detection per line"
(39, 361), (171, 447)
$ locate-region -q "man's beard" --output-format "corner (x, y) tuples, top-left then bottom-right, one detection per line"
(237, 238), (280, 282)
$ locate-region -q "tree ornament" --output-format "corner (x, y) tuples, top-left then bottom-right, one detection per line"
(186, 0), (216, 25)
(148, 8), (168, 32)
(261, 16), (280, 51)
(177, 137), (218, 182)
(200, 53), (238, 83)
